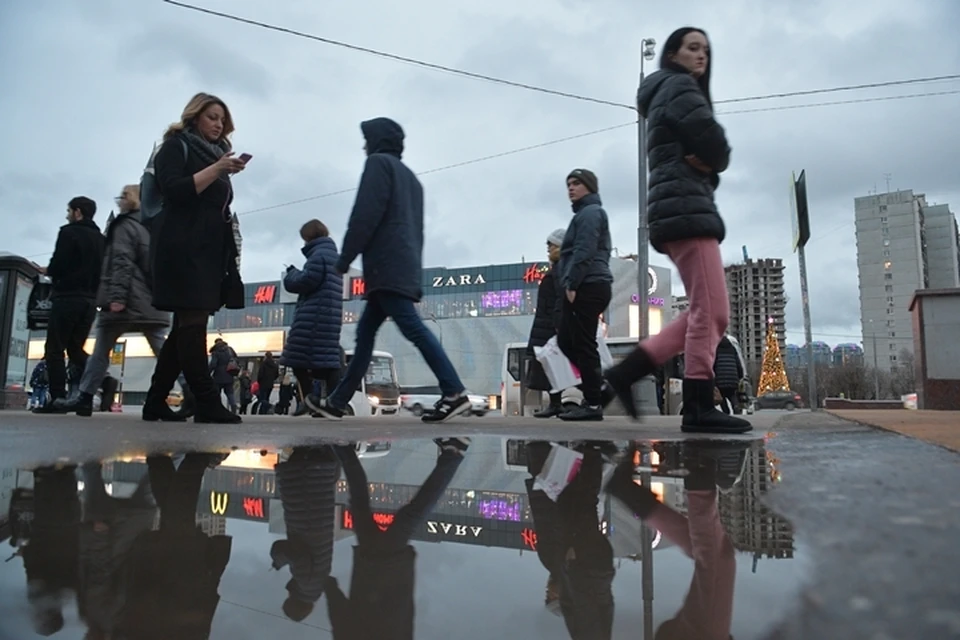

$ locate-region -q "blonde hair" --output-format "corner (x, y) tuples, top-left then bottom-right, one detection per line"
(122, 184), (141, 211)
(164, 92), (235, 148)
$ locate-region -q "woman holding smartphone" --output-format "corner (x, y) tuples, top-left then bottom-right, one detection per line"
(144, 92), (248, 424)
(603, 28), (751, 433)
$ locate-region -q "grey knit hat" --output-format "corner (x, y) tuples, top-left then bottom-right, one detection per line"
(547, 228), (566, 247)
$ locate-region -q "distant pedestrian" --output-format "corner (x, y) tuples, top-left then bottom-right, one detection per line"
(603, 27), (751, 434)
(209, 338), (239, 413)
(713, 335), (743, 414)
(556, 169), (613, 422)
(279, 220), (344, 415)
(314, 118), (470, 423)
(526, 228), (567, 418)
(257, 352), (280, 414)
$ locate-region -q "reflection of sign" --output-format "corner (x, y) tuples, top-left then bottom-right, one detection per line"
(342, 508), (395, 532)
(243, 497), (265, 518)
(426, 520), (483, 538)
(431, 273), (487, 288)
(478, 499), (521, 522)
(253, 285), (276, 304)
(521, 528), (538, 550)
(351, 278), (365, 297)
(210, 491), (229, 515)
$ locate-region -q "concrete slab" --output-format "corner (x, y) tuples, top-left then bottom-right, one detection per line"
(828, 409), (960, 452)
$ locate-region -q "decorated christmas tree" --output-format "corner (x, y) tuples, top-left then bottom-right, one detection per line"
(757, 317), (790, 394)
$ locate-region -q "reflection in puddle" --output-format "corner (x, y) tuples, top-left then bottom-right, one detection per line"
(1, 437), (798, 639)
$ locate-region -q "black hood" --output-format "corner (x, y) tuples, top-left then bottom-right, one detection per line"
(361, 117), (404, 158)
(636, 69), (678, 118)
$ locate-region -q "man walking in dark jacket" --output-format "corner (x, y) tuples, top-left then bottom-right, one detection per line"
(316, 118), (470, 423)
(209, 338), (239, 413)
(257, 351), (279, 414)
(556, 170), (614, 422)
(35, 196), (105, 413)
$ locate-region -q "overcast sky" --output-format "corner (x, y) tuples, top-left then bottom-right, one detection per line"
(2, 0), (958, 347)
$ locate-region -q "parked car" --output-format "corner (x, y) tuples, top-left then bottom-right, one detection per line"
(756, 390), (803, 411)
(401, 385), (488, 416)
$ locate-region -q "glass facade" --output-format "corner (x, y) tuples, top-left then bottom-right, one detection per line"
(213, 261), (553, 330)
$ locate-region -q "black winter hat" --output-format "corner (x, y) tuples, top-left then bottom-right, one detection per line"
(567, 168), (599, 194)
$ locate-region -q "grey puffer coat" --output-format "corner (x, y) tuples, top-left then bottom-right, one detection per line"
(96, 211), (170, 329)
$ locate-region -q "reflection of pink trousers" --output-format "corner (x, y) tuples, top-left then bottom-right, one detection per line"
(641, 238), (729, 379)
(648, 491), (736, 639)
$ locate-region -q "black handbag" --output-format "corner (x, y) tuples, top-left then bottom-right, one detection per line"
(221, 267), (245, 310)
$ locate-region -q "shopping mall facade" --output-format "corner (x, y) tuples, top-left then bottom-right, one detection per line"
(26, 258), (672, 400)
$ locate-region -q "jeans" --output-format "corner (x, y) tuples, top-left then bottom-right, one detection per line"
(558, 282), (612, 406)
(44, 297), (97, 398)
(639, 238), (729, 379)
(218, 383), (237, 411)
(30, 386), (48, 408)
(328, 292), (465, 409)
(256, 386), (272, 414)
(80, 323), (187, 396)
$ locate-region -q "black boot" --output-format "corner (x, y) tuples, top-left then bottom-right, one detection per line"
(101, 376), (118, 412)
(681, 378), (751, 434)
(55, 392), (94, 417)
(534, 393), (564, 418)
(606, 449), (660, 518)
(683, 440), (751, 492)
(143, 333), (187, 422)
(177, 324), (241, 424)
(601, 347), (655, 419)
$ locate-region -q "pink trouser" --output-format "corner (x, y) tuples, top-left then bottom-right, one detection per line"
(641, 238), (729, 379)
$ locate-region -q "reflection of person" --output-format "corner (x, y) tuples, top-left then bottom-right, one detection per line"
(526, 229), (567, 418)
(324, 438), (470, 637)
(117, 454), (233, 638)
(524, 442), (615, 637)
(271, 447), (341, 621)
(602, 27), (750, 435)
(607, 442), (742, 640)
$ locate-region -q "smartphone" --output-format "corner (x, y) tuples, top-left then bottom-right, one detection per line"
(238, 153), (253, 163)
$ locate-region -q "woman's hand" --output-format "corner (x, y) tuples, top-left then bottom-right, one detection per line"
(566, 289), (576, 303)
(685, 154), (713, 174)
(213, 152), (247, 176)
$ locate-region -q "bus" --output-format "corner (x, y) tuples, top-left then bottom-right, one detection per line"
(343, 349), (402, 417)
(500, 335), (752, 416)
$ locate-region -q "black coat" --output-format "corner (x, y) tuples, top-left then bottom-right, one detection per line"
(558, 193), (613, 291)
(258, 357), (279, 387)
(209, 343), (237, 385)
(335, 118), (424, 302)
(636, 68), (731, 253)
(526, 267), (562, 392)
(713, 337), (743, 390)
(150, 134), (239, 312)
(47, 218), (105, 299)
(280, 237), (344, 370)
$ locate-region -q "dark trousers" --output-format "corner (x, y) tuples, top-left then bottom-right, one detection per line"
(294, 367), (341, 400)
(43, 296), (97, 398)
(558, 282), (612, 406)
(337, 444), (463, 549)
(329, 291), (464, 409)
(256, 385), (272, 414)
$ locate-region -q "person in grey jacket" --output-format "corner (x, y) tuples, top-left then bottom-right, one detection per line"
(57, 185), (190, 419)
(556, 169), (614, 421)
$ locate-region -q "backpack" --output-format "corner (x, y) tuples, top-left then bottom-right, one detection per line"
(140, 139), (188, 225)
(226, 353), (241, 376)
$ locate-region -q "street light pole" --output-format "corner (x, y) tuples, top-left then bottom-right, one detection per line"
(868, 319), (879, 399)
(635, 37), (658, 416)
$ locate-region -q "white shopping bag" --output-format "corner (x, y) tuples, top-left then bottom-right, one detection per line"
(533, 443), (584, 501)
(597, 325), (614, 370)
(534, 336), (582, 392)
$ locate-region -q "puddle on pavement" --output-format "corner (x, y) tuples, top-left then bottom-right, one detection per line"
(0, 436), (803, 639)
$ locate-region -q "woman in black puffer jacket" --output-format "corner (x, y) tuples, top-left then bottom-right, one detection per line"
(603, 27), (750, 434)
(526, 229), (566, 417)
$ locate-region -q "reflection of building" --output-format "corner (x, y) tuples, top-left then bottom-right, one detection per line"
(724, 259), (787, 369)
(196, 514), (227, 536)
(856, 189), (960, 371)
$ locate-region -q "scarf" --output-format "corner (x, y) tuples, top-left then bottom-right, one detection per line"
(181, 129), (243, 269)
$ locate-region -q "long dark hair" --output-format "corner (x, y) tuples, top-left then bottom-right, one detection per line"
(659, 27), (713, 107)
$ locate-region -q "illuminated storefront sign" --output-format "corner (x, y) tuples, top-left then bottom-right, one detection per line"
(351, 278), (365, 297)
(253, 285), (276, 304)
(482, 289), (523, 310)
(431, 273), (487, 288)
(522, 263), (550, 284)
(478, 499), (522, 522)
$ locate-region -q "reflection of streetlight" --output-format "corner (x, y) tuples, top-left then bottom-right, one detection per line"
(865, 319), (879, 399)
(427, 313), (443, 346)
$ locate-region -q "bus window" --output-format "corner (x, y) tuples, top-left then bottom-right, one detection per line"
(366, 356), (396, 386)
(507, 347), (523, 382)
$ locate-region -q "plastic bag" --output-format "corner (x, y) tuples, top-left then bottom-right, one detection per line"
(533, 443), (584, 501)
(534, 336), (581, 393)
(597, 325), (614, 370)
